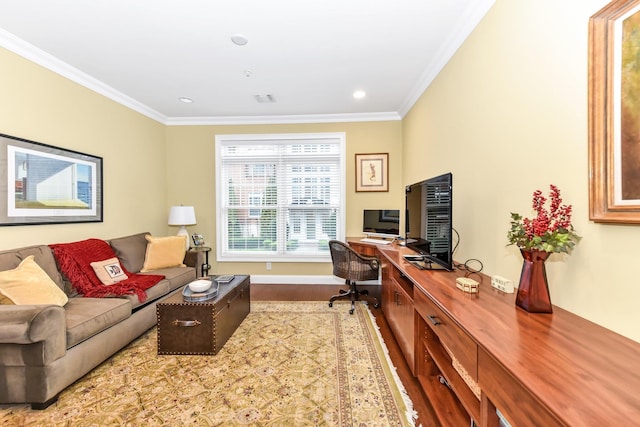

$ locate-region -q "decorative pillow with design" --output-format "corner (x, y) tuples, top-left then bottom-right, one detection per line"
(50, 238), (164, 302)
(90, 257), (128, 285)
(141, 235), (187, 272)
(0, 255), (68, 306)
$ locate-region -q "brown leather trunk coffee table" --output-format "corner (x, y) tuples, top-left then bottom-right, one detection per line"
(156, 275), (250, 355)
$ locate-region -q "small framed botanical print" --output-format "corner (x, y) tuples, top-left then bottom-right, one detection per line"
(355, 153), (389, 192)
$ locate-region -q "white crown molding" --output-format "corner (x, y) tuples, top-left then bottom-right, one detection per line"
(0, 27), (401, 126)
(165, 111), (401, 126)
(0, 28), (169, 123)
(398, 0), (496, 117)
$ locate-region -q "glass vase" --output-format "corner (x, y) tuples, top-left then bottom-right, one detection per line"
(515, 249), (553, 313)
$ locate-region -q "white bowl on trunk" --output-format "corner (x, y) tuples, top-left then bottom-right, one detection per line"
(188, 279), (212, 293)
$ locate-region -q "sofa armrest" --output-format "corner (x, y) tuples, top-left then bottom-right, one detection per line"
(184, 250), (204, 271)
(0, 305), (66, 362)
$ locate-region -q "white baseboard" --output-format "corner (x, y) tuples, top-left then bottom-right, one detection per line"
(250, 275), (380, 286)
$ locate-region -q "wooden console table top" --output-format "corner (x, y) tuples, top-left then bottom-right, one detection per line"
(377, 244), (640, 426)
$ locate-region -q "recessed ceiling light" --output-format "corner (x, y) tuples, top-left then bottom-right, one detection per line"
(231, 34), (248, 46)
(178, 97), (193, 103)
(353, 90), (366, 99)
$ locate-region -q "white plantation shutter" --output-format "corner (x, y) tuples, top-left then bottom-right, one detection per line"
(215, 133), (345, 262)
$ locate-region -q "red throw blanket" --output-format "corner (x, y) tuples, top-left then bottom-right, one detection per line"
(50, 238), (164, 302)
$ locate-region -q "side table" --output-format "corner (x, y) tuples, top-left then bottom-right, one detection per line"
(156, 275), (250, 355)
(189, 246), (211, 277)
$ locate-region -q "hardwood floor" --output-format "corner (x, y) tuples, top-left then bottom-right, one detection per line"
(251, 284), (440, 427)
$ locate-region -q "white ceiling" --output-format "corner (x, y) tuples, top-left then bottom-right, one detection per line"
(0, 0), (494, 125)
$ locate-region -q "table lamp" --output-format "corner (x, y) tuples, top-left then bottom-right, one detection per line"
(168, 205), (196, 250)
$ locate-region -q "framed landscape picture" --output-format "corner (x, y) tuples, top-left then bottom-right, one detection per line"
(355, 153), (388, 192)
(0, 133), (103, 225)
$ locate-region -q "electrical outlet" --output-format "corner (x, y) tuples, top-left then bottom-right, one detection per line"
(266, 262), (272, 271)
(491, 275), (514, 293)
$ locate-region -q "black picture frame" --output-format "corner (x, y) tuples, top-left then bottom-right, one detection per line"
(192, 233), (204, 246)
(0, 133), (103, 226)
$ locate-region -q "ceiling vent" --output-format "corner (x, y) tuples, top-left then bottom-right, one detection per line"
(254, 94), (276, 103)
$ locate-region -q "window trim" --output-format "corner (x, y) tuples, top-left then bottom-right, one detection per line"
(215, 132), (346, 262)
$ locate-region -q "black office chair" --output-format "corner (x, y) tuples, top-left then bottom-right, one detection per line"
(328, 240), (380, 314)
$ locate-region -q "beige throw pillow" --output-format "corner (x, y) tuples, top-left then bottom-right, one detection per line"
(90, 257), (128, 285)
(0, 255), (68, 306)
(141, 235), (186, 272)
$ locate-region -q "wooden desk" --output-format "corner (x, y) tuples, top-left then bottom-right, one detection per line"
(346, 237), (385, 256)
(372, 244), (640, 427)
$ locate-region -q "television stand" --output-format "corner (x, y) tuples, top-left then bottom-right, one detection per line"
(402, 255), (447, 270)
(413, 259), (448, 270)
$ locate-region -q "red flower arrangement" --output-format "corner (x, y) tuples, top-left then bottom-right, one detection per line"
(508, 185), (580, 253)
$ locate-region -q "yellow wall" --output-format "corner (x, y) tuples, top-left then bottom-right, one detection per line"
(404, 0), (640, 341)
(165, 122), (404, 276)
(0, 48), (168, 249)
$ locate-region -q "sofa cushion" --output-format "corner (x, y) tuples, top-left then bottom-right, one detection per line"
(124, 267), (196, 309)
(0, 245), (65, 291)
(141, 235), (186, 272)
(64, 297), (132, 348)
(120, 280), (171, 310)
(90, 257), (128, 285)
(144, 266), (196, 290)
(0, 256), (68, 306)
(108, 232), (149, 273)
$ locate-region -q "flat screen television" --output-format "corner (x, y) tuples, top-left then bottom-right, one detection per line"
(362, 209), (400, 238)
(405, 172), (453, 270)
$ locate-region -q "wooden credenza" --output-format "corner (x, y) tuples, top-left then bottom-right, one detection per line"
(381, 255), (415, 372)
(371, 244), (640, 427)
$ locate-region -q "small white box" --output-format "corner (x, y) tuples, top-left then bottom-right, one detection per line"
(491, 275), (514, 293)
(456, 277), (479, 293)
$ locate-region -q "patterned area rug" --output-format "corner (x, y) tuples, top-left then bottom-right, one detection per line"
(1, 301), (415, 426)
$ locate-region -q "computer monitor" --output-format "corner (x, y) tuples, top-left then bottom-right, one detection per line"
(362, 209), (400, 238)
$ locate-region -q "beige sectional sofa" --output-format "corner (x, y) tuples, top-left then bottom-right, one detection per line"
(0, 232), (201, 409)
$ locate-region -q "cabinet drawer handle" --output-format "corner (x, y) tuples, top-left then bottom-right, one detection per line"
(394, 291), (401, 305)
(427, 315), (441, 326)
(172, 319), (201, 327)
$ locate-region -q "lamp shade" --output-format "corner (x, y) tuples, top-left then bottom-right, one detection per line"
(168, 206), (196, 226)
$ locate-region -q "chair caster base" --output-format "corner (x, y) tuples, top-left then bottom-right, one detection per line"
(328, 281), (379, 314)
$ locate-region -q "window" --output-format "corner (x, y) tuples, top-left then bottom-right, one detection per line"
(248, 193), (263, 218)
(216, 133), (345, 262)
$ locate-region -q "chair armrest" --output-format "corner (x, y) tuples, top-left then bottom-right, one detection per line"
(0, 305), (66, 362)
(350, 251), (379, 269)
